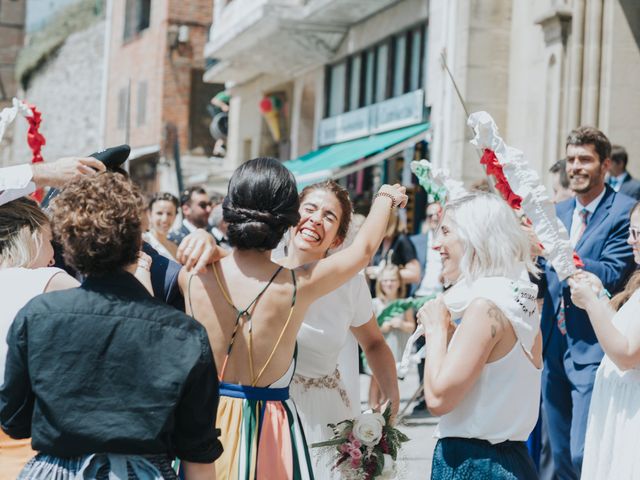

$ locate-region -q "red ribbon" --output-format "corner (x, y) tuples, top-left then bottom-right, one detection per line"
(23, 102), (46, 202)
(480, 149), (522, 209)
(480, 148), (584, 269)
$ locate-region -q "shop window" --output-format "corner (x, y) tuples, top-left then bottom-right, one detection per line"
(409, 27), (423, 92)
(375, 43), (389, 103)
(117, 87), (127, 130)
(363, 49), (375, 107)
(393, 35), (407, 97)
(324, 23), (427, 118)
(348, 55), (362, 111)
(137, 81), (147, 126)
(124, 0), (151, 41)
(327, 61), (346, 117)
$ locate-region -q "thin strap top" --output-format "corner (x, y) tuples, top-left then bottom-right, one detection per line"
(191, 264), (297, 386)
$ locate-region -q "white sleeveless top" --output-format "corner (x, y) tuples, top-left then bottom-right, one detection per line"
(0, 267), (65, 381)
(435, 338), (541, 443)
(436, 267), (541, 444)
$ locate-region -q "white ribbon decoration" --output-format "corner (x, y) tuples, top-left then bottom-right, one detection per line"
(467, 111), (576, 281)
(0, 98), (33, 145)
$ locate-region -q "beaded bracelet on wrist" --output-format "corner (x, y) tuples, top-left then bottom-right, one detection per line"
(374, 191), (397, 208)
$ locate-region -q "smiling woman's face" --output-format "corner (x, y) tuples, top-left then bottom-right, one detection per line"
(432, 212), (464, 283)
(290, 189), (343, 258)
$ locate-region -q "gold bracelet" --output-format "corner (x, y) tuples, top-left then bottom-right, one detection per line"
(374, 191), (396, 208)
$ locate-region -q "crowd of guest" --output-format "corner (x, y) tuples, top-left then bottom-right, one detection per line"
(0, 122), (639, 480)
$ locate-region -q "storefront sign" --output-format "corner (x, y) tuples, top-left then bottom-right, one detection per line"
(318, 89), (425, 146)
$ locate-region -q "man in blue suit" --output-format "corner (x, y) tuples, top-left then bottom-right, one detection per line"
(540, 126), (636, 478)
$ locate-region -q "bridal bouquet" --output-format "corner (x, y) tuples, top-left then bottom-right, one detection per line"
(312, 405), (409, 479)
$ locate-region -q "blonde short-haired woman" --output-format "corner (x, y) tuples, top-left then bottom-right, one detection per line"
(0, 197), (78, 479)
(418, 193), (541, 479)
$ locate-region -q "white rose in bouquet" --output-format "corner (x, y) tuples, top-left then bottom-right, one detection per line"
(352, 412), (385, 446)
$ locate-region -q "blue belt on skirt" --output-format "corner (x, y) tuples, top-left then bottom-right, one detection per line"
(219, 382), (289, 401)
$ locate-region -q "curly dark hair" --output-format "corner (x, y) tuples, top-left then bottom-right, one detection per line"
(223, 157), (300, 251)
(566, 126), (611, 163)
(50, 172), (145, 275)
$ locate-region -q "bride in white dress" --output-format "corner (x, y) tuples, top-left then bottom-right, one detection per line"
(277, 181), (400, 477)
(142, 192), (179, 261)
(569, 202), (640, 480)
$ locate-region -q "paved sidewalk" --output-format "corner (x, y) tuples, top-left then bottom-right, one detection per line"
(360, 369), (438, 478)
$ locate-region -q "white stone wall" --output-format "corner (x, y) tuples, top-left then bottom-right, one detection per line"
(10, 21), (105, 166)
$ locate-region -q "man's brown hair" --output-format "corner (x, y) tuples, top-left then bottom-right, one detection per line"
(566, 126), (611, 163)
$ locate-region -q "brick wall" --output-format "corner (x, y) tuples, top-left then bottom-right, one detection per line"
(163, 0), (213, 153)
(104, 0), (168, 149)
(105, 0), (214, 156)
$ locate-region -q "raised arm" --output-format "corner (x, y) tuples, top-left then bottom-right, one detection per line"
(418, 296), (508, 416)
(296, 184), (407, 303)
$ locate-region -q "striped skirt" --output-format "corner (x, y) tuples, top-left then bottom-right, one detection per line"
(215, 383), (314, 480)
(17, 453), (177, 479)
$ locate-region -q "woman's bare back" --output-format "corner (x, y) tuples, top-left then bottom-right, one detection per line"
(183, 255), (306, 387)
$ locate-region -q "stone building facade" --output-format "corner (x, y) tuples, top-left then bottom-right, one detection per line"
(204, 0), (640, 203)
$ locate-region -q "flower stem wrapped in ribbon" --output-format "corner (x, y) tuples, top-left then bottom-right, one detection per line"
(312, 404), (409, 479)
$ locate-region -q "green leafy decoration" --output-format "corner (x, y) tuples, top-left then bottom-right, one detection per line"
(376, 295), (436, 325)
(411, 161), (448, 203)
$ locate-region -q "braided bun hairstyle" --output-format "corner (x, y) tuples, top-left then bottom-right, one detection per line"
(224, 157), (300, 251)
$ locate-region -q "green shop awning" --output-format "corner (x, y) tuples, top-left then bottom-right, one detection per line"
(285, 123), (429, 186)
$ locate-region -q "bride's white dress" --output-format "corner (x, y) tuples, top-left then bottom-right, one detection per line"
(290, 272), (373, 478)
(582, 290), (640, 480)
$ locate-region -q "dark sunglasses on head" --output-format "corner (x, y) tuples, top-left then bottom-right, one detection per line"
(630, 227), (640, 242)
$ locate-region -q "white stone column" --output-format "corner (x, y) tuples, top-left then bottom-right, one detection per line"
(580, 0), (604, 126)
(566, 0), (585, 131)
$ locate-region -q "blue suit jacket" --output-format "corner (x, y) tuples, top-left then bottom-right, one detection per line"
(541, 186), (636, 364)
(619, 173), (640, 200)
(142, 242), (184, 312)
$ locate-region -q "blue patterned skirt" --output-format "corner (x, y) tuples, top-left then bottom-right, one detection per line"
(431, 437), (538, 480)
(18, 453), (178, 479)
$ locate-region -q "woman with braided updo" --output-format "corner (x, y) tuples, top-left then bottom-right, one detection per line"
(180, 157), (408, 479)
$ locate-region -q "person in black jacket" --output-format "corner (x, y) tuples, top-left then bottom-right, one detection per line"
(0, 172), (223, 479)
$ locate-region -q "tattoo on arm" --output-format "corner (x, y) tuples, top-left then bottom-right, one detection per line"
(487, 304), (508, 339)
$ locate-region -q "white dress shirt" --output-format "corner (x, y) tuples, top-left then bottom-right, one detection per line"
(570, 187), (606, 246)
(0, 164), (35, 206)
